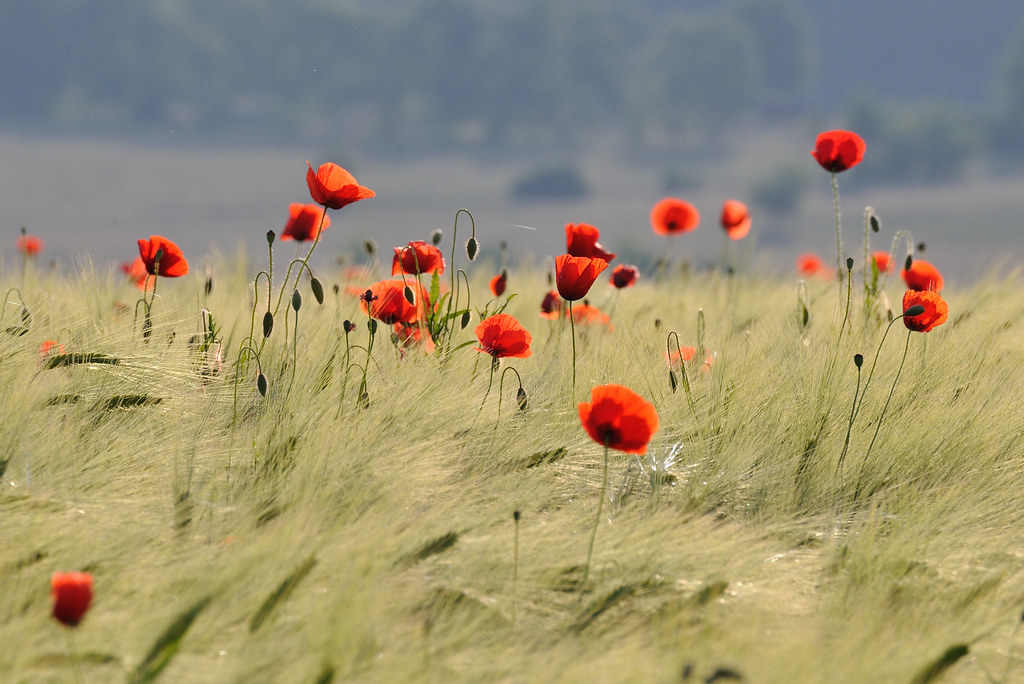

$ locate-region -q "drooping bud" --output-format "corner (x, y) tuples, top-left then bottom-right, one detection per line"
(853, 353), (864, 368)
(262, 311), (274, 338)
(363, 240), (376, 257)
(668, 369), (678, 393)
(516, 386), (528, 411)
(291, 289), (302, 312)
(905, 255), (913, 271)
(460, 310), (471, 329)
(310, 277), (324, 305)
(403, 285), (415, 304)
(870, 215), (881, 232)
(266, 230), (275, 244)
(466, 237), (479, 261)
(257, 373), (268, 397)
(431, 229), (443, 245)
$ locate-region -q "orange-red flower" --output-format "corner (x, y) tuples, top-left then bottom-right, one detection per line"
(720, 199), (751, 240)
(539, 290), (563, 319)
(566, 223), (616, 262)
(360, 280), (420, 325)
(474, 313), (532, 358)
(555, 254), (608, 302)
(568, 302), (612, 329)
(578, 384), (659, 455)
(39, 340), (65, 359)
(872, 251), (892, 273)
(392, 240), (445, 276)
(901, 259), (944, 292)
(305, 162), (376, 210)
(667, 346), (714, 370)
(797, 253), (827, 277)
(137, 235), (188, 277)
(281, 203), (330, 242)
(651, 198), (699, 235)
(51, 572), (93, 627)
(902, 290), (948, 332)
(120, 257), (149, 290)
(811, 130), (865, 173)
(394, 323), (436, 354)
(609, 264), (639, 289)
(490, 270), (507, 296)
(17, 234), (43, 256)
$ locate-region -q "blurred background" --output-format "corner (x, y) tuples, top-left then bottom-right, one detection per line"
(4, 0), (1024, 282)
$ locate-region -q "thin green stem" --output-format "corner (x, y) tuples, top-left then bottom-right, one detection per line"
(64, 628), (85, 684)
(569, 300), (577, 396)
(831, 172), (843, 278)
(837, 361), (863, 478)
(852, 314), (907, 427)
(480, 357), (498, 410)
(582, 443), (609, 589)
(864, 329), (912, 461)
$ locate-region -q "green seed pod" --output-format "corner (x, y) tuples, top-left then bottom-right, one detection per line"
(291, 289), (302, 312)
(854, 353), (864, 368)
(466, 237), (479, 261)
(257, 373), (268, 397)
(263, 311), (274, 338)
(310, 277), (325, 305)
(266, 230), (276, 244)
(846, 257), (854, 271)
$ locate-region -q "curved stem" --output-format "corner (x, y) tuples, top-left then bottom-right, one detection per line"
(837, 361), (863, 478)
(864, 329), (912, 461)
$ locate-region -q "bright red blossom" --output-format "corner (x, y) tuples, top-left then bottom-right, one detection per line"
(872, 251), (892, 273)
(811, 130), (866, 173)
(392, 240), (445, 275)
(51, 572), (93, 627)
(360, 280), (421, 325)
(305, 162), (375, 210)
(555, 254), (608, 301)
(610, 264), (640, 289)
(137, 235), (188, 277)
(281, 203), (330, 242)
(578, 384), (659, 455)
(651, 198), (699, 235)
(565, 223), (616, 262)
(720, 199), (751, 240)
(18, 234), (43, 256)
(39, 340), (65, 358)
(490, 271), (507, 297)
(797, 253), (828, 277)
(474, 313), (532, 358)
(901, 259), (944, 292)
(568, 302), (612, 329)
(902, 290), (948, 333)
(539, 290), (563, 319)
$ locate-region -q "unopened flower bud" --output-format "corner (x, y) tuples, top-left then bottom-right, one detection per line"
(291, 289), (302, 312)
(310, 277), (324, 305)
(262, 311), (274, 338)
(904, 305), (925, 317)
(466, 237), (479, 261)
(403, 285), (415, 304)
(846, 257), (854, 271)
(363, 240), (376, 257)
(257, 373), (268, 397)
(266, 230), (275, 244)
(431, 229), (443, 245)
(853, 353), (863, 368)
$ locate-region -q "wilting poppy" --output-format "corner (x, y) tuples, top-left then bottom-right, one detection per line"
(360, 280), (420, 325)
(902, 290), (948, 333)
(578, 384), (659, 455)
(811, 130), (866, 173)
(490, 270), (507, 296)
(539, 290), (563, 319)
(872, 251), (892, 273)
(901, 259), (944, 292)
(609, 264), (640, 289)
(568, 302), (612, 329)
(566, 223), (616, 262)
(797, 253), (827, 277)
(137, 235), (188, 277)
(51, 572), (93, 627)
(17, 234), (43, 256)
(281, 203), (331, 242)
(305, 162), (376, 210)
(650, 198), (699, 235)
(720, 200), (751, 240)
(474, 313), (532, 358)
(393, 323), (436, 354)
(392, 240), (445, 276)
(555, 254), (608, 302)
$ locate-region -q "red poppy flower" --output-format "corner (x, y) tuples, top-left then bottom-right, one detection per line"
(137, 235), (188, 277)
(305, 162), (376, 210)
(720, 199), (751, 240)
(797, 253), (827, 277)
(566, 223), (616, 262)
(667, 347), (715, 370)
(281, 203), (330, 242)
(17, 234), (43, 256)
(871, 251), (892, 273)
(39, 340), (65, 359)
(901, 259), (944, 292)
(392, 240), (445, 276)
(609, 264), (640, 289)
(51, 572), (93, 627)
(555, 254), (608, 302)
(360, 280), (420, 325)
(902, 290), (948, 333)
(568, 302), (612, 329)
(120, 257), (150, 290)
(539, 290), (563, 319)
(578, 384), (659, 455)
(811, 130), (866, 173)
(394, 323), (436, 354)
(490, 270), (507, 296)
(474, 313), (532, 358)
(650, 198), (699, 235)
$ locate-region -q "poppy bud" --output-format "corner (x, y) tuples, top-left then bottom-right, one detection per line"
(904, 305), (926, 317)
(461, 311), (471, 329)
(20, 305), (31, 326)
(262, 311), (274, 338)
(51, 572), (93, 627)
(359, 390), (370, 408)
(343, 319), (355, 334)
(517, 386), (528, 411)
(799, 303), (809, 328)
(513, 510), (520, 522)
(403, 285), (415, 304)
(368, 319), (378, 334)
(654, 319), (662, 329)
(918, 242), (926, 254)
(363, 240), (376, 257)
(870, 215), (881, 232)
(257, 373), (268, 397)
(846, 257), (854, 271)
(466, 237), (479, 261)
(668, 369), (678, 393)
(310, 277), (324, 305)
(266, 230), (276, 244)
(431, 229), (443, 245)
(204, 277), (213, 297)
(291, 289), (302, 312)
(853, 353), (863, 368)
(332, 284), (340, 295)
(905, 255), (913, 271)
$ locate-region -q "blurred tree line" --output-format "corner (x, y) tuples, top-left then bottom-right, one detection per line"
(4, 0), (1024, 183)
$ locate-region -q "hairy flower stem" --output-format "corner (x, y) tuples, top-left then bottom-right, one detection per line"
(831, 172), (843, 278)
(864, 329), (912, 461)
(337, 332), (352, 419)
(480, 357), (498, 410)
(512, 511), (520, 626)
(851, 314), (908, 427)
(837, 362), (863, 478)
(358, 314), (376, 408)
(568, 300), (578, 396)
(581, 443), (609, 589)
